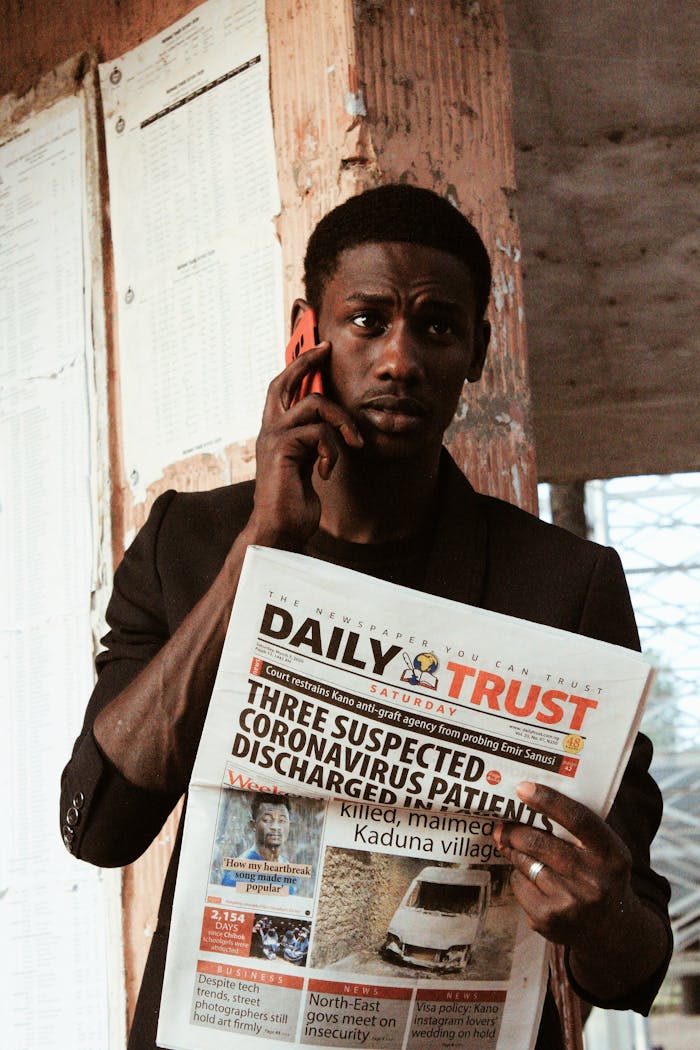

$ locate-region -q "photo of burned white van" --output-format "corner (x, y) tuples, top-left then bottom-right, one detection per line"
(382, 864), (491, 972)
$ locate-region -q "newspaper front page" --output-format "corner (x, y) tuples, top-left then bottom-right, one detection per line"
(158, 547), (653, 1050)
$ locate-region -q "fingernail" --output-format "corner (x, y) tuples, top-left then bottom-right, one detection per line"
(493, 824), (502, 845)
(517, 781), (536, 800)
(341, 423), (363, 446)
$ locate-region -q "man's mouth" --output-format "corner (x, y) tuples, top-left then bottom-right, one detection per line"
(361, 395), (428, 433)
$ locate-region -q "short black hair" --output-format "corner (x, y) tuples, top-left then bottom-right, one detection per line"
(303, 184), (491, 318)
(250, 793), (291, 820)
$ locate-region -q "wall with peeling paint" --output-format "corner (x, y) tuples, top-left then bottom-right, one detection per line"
(2, 0), (537, 1029)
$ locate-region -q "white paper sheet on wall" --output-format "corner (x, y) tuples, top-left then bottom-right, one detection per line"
(0, 96), (111, 1046)
(0, 105), (86, 386)
(100, 0), (283, 497)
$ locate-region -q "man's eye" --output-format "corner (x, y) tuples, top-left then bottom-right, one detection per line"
(351, 312), (387, 332)
(426, 318), (454, 337)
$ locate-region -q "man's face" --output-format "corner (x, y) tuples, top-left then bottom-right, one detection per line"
(251, 802), (290, 850)
(316, 241), (489, 460)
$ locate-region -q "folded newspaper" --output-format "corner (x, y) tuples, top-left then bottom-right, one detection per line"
(159, 546), (653, 1050)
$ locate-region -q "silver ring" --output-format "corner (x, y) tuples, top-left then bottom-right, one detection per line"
(528, 860), (545, 884)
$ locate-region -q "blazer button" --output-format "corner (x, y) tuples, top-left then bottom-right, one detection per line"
(62, 825), (75, 851)
(72, 791), (85, 810)
(66, 806), (80, 827)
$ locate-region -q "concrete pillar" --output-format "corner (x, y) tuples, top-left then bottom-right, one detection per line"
(681, 974), (700, 1014)
(550, 481), (590, 539)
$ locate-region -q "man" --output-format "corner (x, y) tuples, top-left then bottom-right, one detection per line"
(283, 926), (310, 966)
(220, 793), (297, 893)
(61, 184), (671, 1049)
(240, 794), (292, 862)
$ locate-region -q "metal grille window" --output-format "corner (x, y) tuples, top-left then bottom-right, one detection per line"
(588, 474), (700, 751)
(538, 472), (700, 1014)
(586, 474), (700, 987)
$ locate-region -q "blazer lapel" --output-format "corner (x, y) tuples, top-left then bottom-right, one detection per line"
(424, 450), (488, 608)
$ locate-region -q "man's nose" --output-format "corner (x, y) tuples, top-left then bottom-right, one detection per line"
(373, 321), (424, 381)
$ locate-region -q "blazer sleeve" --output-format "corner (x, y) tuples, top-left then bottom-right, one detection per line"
(566, 545), (673, 1012)
(59, 490), (183, 867)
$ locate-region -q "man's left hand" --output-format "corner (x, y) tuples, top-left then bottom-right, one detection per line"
(494, 780), (632, 948)
(494, 781), (669, 1001)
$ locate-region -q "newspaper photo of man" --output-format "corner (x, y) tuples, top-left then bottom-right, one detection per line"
(208, 789), (322, 898)
(236, 794), (293, 865)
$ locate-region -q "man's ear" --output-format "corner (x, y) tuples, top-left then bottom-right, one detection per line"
(290, 298), (312, 336)
(465, 319), (491, 383)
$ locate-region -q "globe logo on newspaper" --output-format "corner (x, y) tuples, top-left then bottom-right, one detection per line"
(401, 650), (439, 690)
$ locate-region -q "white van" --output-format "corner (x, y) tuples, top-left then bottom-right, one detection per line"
(382, 865), (491, 972)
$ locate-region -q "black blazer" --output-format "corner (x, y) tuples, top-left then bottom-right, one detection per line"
(61, 453), (671, 1049)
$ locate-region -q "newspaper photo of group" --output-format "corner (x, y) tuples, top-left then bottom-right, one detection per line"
(250, 915), (311, 967)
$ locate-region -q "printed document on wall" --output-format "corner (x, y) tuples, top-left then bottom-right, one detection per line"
(0, 95), (110, 1047)
(100, 0), (283, 497)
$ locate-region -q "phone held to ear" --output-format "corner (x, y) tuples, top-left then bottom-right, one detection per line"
(285, 309), (324, 405)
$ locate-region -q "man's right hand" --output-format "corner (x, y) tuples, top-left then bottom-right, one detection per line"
(245, 341), (363, 549)
(92, 340), (362, 794)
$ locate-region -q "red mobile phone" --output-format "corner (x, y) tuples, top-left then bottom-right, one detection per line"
(285, 309), (324, 405)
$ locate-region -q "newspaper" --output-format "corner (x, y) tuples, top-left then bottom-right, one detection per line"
(158, 546), (653, 1050)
